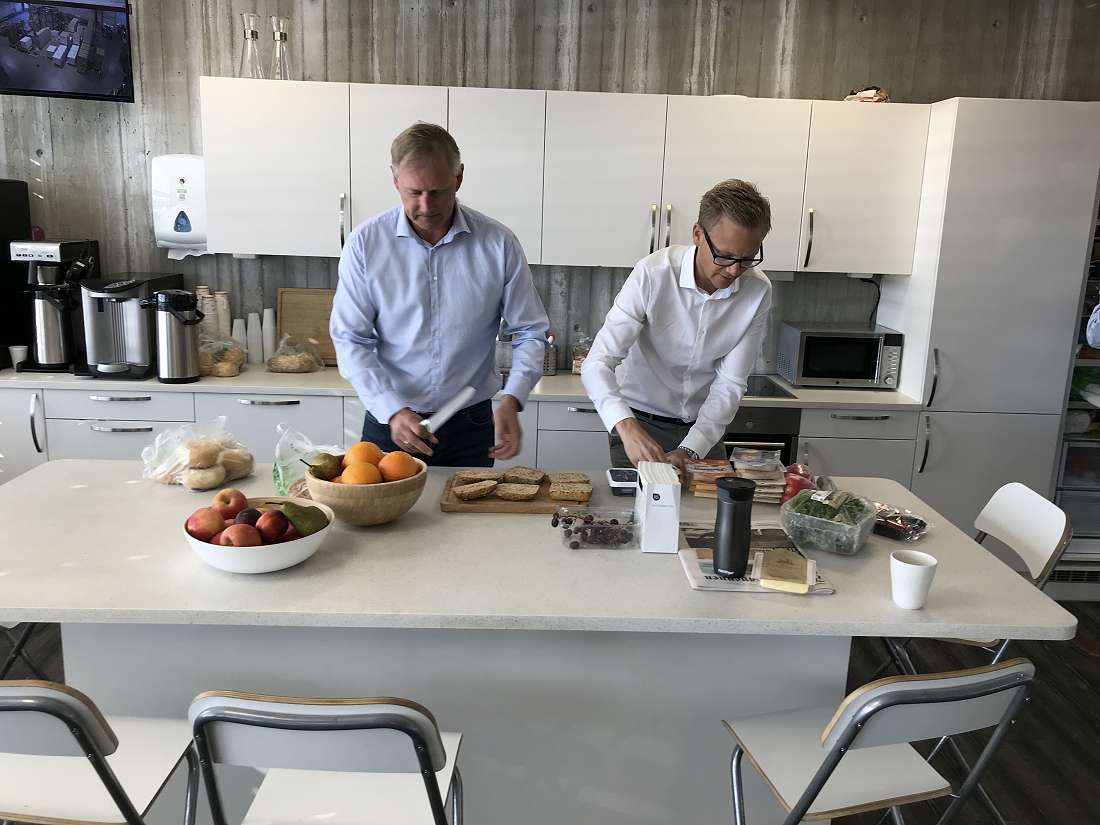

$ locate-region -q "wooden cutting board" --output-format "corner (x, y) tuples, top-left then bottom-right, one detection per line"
(276, 288), (338, 366)
(439, 474), (587, 514)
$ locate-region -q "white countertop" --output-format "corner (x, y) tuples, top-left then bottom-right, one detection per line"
(0, 461), (1073, 639)
(0, 369), (921, 409)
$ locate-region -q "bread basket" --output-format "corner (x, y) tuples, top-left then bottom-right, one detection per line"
(304, 459), (428, 526)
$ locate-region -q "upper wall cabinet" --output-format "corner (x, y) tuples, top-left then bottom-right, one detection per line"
(201, 78), (351, 258)
(448, 88), (546, 263)
(799, 101), (930, 275)
(349, 84), (449, 228)
(661, 96), (811, 272)
(542, 92), (668, 268)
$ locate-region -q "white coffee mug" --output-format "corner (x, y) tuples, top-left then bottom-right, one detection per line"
(890, 550), (938, 610)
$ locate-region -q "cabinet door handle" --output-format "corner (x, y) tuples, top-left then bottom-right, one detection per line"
(802, 207), (814, 268)
(567, 406), (598, 414)
(28, 392), (44, 454)
(89, 395), (152, 402)
(829, 413), (890, 421)
(90, 425), (154, 433)
(663, 204), (672, 248)
(927, 347), (941, 408)
(648, 203), (657, 254)
(723, 440), (787, 449)
(238, 398), (301, 406)
(339, 192), (347, 248)
(917, 415), (931, 474)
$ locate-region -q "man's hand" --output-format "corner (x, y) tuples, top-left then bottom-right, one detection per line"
(663, 448), (692, 477)
(616, 418), (666, 467)
(389, 408), (438, 456)
(490, 395), (523, 460)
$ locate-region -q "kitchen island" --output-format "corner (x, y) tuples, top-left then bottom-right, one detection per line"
(0, 461), (1073, 825)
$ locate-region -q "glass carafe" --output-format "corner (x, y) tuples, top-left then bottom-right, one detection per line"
(238, 13), (264, 79)
(270, 16), (292, 80)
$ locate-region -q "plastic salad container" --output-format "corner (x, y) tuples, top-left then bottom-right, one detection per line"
(779, 489), (876, 556)
(551, 507), (638, 550)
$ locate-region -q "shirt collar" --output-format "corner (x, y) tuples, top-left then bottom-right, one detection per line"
(678, 246), (741, 300)
(394, 202), (472, 246)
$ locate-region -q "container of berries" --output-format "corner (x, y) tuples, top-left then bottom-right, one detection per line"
(552, 507), (638, 550)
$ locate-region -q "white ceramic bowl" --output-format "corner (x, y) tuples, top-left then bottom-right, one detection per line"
(183, 496), (335, 574)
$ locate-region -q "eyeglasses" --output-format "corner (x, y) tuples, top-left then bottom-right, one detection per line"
(701, 226), (764, 269)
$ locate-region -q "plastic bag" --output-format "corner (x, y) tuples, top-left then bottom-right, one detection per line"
(273, 423), (343, 497)
(267, 334), (325, 373)
(199, 333), (246, 377)
(141, 416), (255, 488)
(571, 335), (593, 375)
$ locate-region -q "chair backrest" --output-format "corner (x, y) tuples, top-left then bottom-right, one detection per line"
(974, 482), (1070, 582)
(821, 658), (1034, 752)
(0, 679), (118, 757)
(189, 690), (447, 773)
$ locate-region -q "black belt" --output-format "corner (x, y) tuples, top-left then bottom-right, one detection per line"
(631, 407), (694, 427)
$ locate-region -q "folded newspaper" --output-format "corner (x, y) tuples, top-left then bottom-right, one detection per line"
(678, 523), (835, 595)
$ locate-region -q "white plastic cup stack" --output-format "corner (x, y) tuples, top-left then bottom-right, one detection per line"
(214, 291), (232, 338)
(231, 318), (247, 351)
(8, 345), (29, 368)
(262, 307), (277, 360)
(246, 313), (264, 365)
(890, 550), (938, 610)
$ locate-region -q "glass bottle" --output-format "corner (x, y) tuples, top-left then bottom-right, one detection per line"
(238, 13), (264, 79)
(270, 16), (292, 80)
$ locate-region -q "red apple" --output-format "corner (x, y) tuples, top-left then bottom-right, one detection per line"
(186, 507), (226, 542)
(211, 488), (248, 519)
(281, 524), (302, 543)
(210, 530), (225, 546)
(256, 510), (289, 544)
(220, 524), (262, 547)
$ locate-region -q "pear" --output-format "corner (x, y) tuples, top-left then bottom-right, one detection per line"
(307, 452), (343, 481)
(282, 501), (329, 536)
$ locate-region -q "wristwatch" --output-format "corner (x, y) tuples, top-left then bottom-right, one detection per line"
(678, 446), (700, 461)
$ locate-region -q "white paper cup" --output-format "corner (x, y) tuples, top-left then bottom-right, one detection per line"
(8, 345), (29, 367)
(890, 550), (938, 610)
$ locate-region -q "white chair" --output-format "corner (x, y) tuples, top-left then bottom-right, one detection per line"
(881, 482), (1070, 825)
(724, 658), (1035, 825)
(0, 679), (198, 825)
(189, 690), (463, 825)
(0, 622), (47, 679)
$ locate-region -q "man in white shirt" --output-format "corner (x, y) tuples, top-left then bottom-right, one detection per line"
(582, 179), (772, 472)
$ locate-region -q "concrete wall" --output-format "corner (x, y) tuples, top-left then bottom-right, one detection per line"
(2, 0), (1098, 364)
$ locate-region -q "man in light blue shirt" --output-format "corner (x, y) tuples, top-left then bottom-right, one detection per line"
(330, 123), (549, 467)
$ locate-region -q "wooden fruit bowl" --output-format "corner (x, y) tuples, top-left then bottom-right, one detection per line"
(304, 459), (428, 526)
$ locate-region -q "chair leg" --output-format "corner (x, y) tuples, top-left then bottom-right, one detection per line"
(183, 745), (200, 825)
(730, 747), (747, 825)
(891, 638), (920, 676)
(942, 737), (1009, 825)
(888, 806), (907, 825)
(450, 766), (463, 825)
(0, 623), (46, 680)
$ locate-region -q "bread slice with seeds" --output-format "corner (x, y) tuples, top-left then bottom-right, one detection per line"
(549, 482), (593, 503)
(502, 466), (546, 485)
(452, 469), (505, 485)
(494, 483), (541, 501)
(547, 472), (590, 485)
(452, 480), (498, 501)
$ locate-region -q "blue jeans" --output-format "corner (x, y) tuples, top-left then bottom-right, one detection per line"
(361, 400), (495, 468)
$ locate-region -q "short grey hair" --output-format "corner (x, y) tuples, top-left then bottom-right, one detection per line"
(390, 122), (461, 171)
(698, 179), (771, 232)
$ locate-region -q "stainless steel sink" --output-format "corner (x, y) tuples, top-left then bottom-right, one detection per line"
(745, 374), (796, 399)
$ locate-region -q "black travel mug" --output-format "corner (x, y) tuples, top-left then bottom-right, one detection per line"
(714, 477), (756, 578)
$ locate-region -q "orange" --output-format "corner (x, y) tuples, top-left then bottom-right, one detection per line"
(378, 451), (420, 482)
(342, 463), (382, 485)
(343, 441), (384, 468)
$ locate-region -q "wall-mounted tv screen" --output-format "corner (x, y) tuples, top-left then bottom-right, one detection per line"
(0, 1), (133, 102)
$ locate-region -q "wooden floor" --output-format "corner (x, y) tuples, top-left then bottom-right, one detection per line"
(4, 606), (1098, 825)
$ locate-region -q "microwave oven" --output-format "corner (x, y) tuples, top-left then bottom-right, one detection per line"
(776, 322), (903, 389)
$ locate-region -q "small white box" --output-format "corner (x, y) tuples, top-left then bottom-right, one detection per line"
(634, 462), (682, 554)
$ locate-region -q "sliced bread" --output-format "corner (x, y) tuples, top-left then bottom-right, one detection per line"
(453, 480), (498, 501)
(503, 466), (546, 485)
(549, 482), (593, 503)
(494, 483), (541, 501)
(548, 472), (590, 485)
(453, 469), (505, 485)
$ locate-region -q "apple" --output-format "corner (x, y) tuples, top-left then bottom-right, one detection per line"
(212, 488), (248, 519)
(235, 507), (262, 527)
(186, 507), (226, 542)
(256, 510), (289, 544)
(224, 518), (235, 531)
(281, 524), (301, 543)
(210, 530), (225, 546)
(220, 524), (262, 547)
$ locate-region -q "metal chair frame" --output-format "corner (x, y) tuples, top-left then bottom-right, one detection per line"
(0, 691), (199, 825)
(0, 623), (47, 680)
(192, 704), (463, 825)
(729, 665), (1033, 825)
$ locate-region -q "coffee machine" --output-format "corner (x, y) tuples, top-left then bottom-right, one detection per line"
(81, 273), (183, 379)
(9, 239), (99, 374)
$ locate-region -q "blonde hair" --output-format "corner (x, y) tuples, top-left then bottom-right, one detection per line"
(390, 122), (461, 171)
(698, 179), (771, 231)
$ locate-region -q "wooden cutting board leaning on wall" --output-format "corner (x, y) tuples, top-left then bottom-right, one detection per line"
(276, 288), (338, 366)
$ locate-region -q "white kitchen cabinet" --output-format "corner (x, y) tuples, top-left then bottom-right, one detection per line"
(448, 87), (546, 263)
(343, 396), (366, 449)
(536, 430), (611, 473)
(194, 394), (343, 462)
(0, 389), (47, 483)
(43, 388), (194, 422)
(910, 412), (1062, 558)
(349, 84), (449, 228)
(542, 91), (668, 268)
(201, 78), (351, 257)
(800, 101), (929, 275)
(798, 436), (915, 489)
(46, 419), (184, 461)
(661, 96), (811, 271)
(800, 408), (919, 440)
(536, 401), (607, 432)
